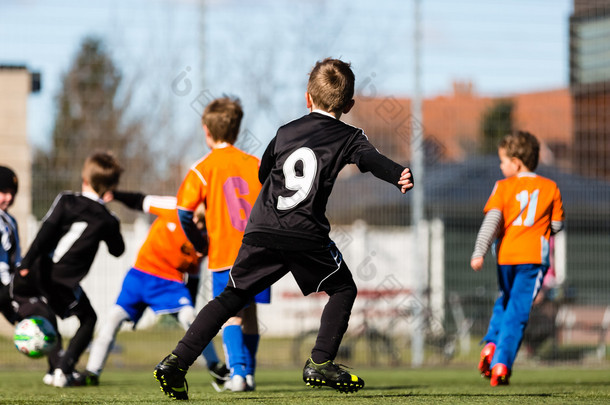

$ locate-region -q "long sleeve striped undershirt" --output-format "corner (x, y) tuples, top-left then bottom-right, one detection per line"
(472, 210), (564, 260)
(471, 209), (503, 260)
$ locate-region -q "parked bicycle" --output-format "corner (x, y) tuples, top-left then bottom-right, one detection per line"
(291, 291), (472, 367)
(291, 303), (401, 367)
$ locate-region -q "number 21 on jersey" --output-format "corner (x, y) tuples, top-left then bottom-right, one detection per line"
(512, 189), (539, 227)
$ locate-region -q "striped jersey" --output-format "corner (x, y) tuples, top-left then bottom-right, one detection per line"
(0, 210), (21, 286)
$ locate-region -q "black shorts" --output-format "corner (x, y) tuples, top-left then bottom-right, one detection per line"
(229, 242), (355, 296)
(13, 295), (57, 327)
(47, 284), (92, 319)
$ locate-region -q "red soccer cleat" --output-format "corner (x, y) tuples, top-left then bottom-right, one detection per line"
(478, 342), (495, 378)
(490, 363), (510, 387)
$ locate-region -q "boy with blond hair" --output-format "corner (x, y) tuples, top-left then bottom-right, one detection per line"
(16, 151), (125, 387)
(471, 131), (565, 386)
(154, 58), (413, 400)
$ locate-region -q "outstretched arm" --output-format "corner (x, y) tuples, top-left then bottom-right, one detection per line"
(111, 191), (146, 211)
(357, 149), (414, 192)
(113, 191), (180, 217)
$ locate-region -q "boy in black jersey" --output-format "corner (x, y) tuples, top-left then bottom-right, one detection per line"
(154, 58), (413, 399)
(15, 151), (125, 387)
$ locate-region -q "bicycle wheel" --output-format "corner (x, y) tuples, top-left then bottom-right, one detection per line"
(334, 329), (401, 367)
(365, 328), (402, 366)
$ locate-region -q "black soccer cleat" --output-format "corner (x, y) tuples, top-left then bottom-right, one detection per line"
(154, 354), (189, 400)
(73, 370), (99, 386)
(303, 358), (364, 393)
(85, 372), (100, 387)
(208, 361), (230, 385)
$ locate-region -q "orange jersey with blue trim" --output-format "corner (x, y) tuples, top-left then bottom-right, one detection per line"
(177, 145), (261, 271)
(484, 172), (564, 266)
(133, 196), (201, 282)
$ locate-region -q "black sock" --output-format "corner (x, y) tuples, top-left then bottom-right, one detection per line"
(311, 283), (357, 364)
(173, 287), (250, 368)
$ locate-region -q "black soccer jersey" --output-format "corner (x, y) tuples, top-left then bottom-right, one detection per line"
(20, 192), (124, 289)
(243, 112), (405, 249)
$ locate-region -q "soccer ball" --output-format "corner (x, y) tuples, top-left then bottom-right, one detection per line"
(13, 316), (58, 358)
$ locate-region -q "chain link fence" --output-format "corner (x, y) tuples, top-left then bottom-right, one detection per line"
(1, 0), (608, 371)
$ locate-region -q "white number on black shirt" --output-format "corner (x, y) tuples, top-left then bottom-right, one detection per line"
(52, 221), (88, 263)
(277, 147), (317, 210)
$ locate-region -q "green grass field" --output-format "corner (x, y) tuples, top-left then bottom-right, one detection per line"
(1, 326), (609, 404)
(0, 366), (608, 404)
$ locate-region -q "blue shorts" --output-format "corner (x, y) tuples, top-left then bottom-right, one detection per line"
(116, 268), (193, 323)
(212, 269), (271, 304)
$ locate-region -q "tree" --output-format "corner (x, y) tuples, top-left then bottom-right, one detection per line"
(480, 99), (514, 154)
(32, 37), (156, 218)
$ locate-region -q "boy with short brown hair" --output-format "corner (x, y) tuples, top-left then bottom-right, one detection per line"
(176, 96), (267, 392)
(471, 131), (565, 386)
(154, 58), (413, 399)
(16, 150), (125, 387)
(201, 97), (243, 144)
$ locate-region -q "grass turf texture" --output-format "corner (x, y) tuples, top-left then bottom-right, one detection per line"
(0, 367), (608, 404)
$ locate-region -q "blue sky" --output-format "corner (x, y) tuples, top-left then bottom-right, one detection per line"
(0, 0), (572, 156)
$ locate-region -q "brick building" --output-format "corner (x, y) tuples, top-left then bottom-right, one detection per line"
(570, 0), (610, 180)
(346, 82), (572, 168)
(0, 65), (39, 243)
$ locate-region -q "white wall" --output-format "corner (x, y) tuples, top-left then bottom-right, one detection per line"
(54, 218), (444, 339)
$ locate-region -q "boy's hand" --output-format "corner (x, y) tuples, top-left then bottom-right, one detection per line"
(398, 168), (414, 194)
(471, 257), (484, 272)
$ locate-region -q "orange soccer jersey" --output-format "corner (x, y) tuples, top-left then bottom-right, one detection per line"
(133, 197), (201, 282)
(484, 172), (564, 266)
(177, 145), (261, 272)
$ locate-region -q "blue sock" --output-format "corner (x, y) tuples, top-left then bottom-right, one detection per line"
(243, 334), (260, 376)
(201, 341), (220, 368)
(223, 325), (246, 377)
